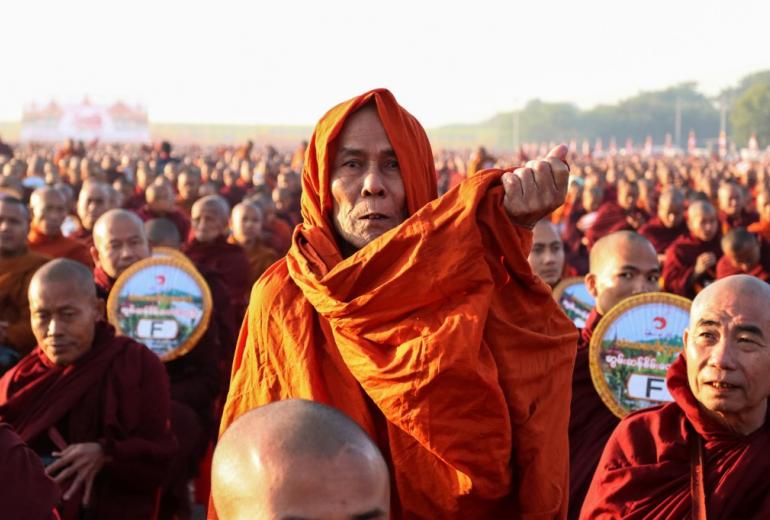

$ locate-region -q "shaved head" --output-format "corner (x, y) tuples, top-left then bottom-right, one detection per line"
(231, 202), (264, 247)
(92, 209), (150, 278)
(721, 228), (760, 272)
(30, 186), (67, 237)
(587, 231), (660, 315)
(684, 275), (770, 435)
(687, 200), (719, 242)
(528, 220), (565, 287)
(145, 218), (182, 249)
(191, 195), (230, 242)
(77, 180), (110, 231)
(212, 399), (389, 520)
(657, 186), (685, 228)
(29, 259), (103, 366)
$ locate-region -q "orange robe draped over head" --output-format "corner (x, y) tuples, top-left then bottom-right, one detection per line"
(219, 89), (578, 518)
(0, 251), (50, 355)
(28, 226), (93, 268)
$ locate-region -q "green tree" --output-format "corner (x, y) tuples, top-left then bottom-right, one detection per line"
(730, 82), (770, 147)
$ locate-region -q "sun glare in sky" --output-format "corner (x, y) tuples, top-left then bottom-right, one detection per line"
(2, 0), (768, 127)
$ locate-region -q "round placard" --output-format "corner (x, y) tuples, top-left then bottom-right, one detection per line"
(106, 257), (212, 362)
(553, 277), (596, 328)
(589, 292), (691, 418)
(152, 246), (194, 266)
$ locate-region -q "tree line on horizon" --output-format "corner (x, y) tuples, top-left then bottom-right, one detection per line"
(429, 70), (770, 152)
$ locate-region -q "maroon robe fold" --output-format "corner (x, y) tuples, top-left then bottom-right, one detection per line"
(0, 323), (177, 520)
(584, 202), (647, 249)
(0, 422), (59, 520)
(662, 233), (722, 298)
(639, 217), (688, 254)
(718, 209), (759, 234)
(715, 240), (770, 281)
(135, 205), (191, 243)
(568, 309), (620, 520)
(182, 236), (250, 311)
(580, 355), (770, 519)
(69, 227), (93, 249)
(561, 205), (589, 274)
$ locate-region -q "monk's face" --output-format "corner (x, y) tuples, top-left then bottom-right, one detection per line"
(29, 280), (102, 366)
(684, 284), (770, 428)
(528, 222), (565, 287)
(220, 449), (389, 520)
(77, 184), (109, 231)
(31, 191), (67, 236)
(725, 243), (760, 272)
(657, 192), (684, 228)
(688, 206), (718, 242)
(616, 180), (638, 210)
(330, 107), (407, 252)
(0, 200), (29, 257)
(582, 187), (602, 212)
(147, 184), (175, 214)
(586, 239), (660, 315)
(718, 184), (744, 216)
(192, 204), (228, 242)
(93, 218), (151, 278)
(177, 172), (200, 201)
(757, 192), (770, 223)
(231, 204), (262, 244)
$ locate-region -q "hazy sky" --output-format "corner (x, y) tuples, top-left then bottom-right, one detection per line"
(2, 0), (768, 127)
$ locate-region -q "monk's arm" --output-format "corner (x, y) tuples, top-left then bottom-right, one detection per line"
(101, 351), (177, 487)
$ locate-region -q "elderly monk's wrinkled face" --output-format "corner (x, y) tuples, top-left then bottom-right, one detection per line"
(528, 222), (565, 287)
(330, 106), (407, 252)
(192, 204), (228, 243)
(94, 218), (150, 278)
(231, 204), (262, 244)
(718, 184), (744, 217)
(224, 449), (389, 520)
(587, 239), (660, 315)
(0, 201), (29, 257)
(657, 193), (684, 228)
(30, 280), (102, 366)
(31, 191), (67, 236)
(684, 284), (770, 427)
(77, 184), (109, 231)
(688, 206), (719, 242)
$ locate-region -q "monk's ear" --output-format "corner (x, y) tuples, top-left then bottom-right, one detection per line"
(89, 245), (100, 268)
(585, 272), (598, 298)
(682, 328), (689, 350)
(93, 296), (106, 321)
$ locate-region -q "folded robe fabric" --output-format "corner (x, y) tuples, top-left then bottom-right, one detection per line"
(219, 88), (578, 519)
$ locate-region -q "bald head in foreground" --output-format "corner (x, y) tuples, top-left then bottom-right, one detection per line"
(581, 275), (770, 518)
(212, 399), (389, 520)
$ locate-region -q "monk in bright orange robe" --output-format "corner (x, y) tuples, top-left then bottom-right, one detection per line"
(218, 89), (577, 518)
(0, 197), (50, 362)
(27, 187), (93, 268)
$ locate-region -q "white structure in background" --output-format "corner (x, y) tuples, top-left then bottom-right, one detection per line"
(20, 98), (149, 143)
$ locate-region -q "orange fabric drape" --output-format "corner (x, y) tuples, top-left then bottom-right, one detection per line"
(218, 89), (577, 519)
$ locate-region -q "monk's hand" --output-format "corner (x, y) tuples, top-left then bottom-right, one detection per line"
(46, 442), (106, 505)
(694, 252), (717, 275)
(503, 144), (570, 228)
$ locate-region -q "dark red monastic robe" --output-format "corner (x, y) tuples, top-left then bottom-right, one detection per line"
(718, 209), (759, 235)
(0, 422), (59, 520)
(715, 240), (770, 281)
(0, 323), (177, 520)
(662, 234), (722, 298)
(580, 355), (770, 519)
(639, 217), (688, 254)
(568, 309), (619, 519)
(584, 202), (643, 248)
(135, 205), (191, 243)
(561, 206), (589, 275)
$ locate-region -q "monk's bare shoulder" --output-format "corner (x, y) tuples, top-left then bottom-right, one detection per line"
(601, 402), (688, 469)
